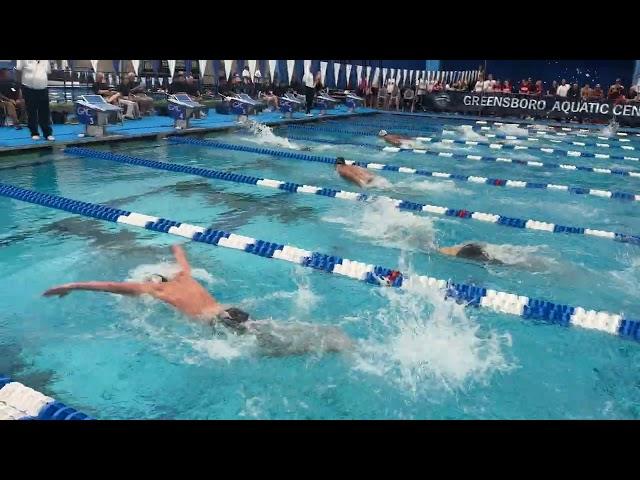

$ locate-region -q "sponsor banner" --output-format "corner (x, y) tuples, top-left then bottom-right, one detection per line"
(422, 91), (640, 124)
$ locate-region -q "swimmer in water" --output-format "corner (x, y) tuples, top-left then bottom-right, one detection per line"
(438, 243), (503, 265)
(335, 156), (376, 188)
(43, 244), (353, 356)
(378, 129), (415, 148)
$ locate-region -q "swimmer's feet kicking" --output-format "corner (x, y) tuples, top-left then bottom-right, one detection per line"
(335, 156), (376, 188)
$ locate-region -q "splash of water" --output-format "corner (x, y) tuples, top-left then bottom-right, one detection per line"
(243, 121), (303, 150)
(322, 198), (438, 251)
(497, 124), (530, 138)
(482, 242), (555, 268)
(353, 276), (514, 397)
(127, 261), (219, 286)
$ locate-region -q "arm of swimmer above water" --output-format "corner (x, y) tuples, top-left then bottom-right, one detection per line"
(171, 244), (192, 275)
(43, 281), (152, 298)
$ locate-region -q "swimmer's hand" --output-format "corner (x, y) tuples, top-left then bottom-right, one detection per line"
(43, 284), (72, 297)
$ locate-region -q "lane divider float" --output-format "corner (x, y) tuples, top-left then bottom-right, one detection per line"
(1, 182), (638, 343)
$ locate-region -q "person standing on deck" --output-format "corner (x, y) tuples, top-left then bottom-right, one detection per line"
(302, 67), (316, 116)
(15, 60), (54, 141)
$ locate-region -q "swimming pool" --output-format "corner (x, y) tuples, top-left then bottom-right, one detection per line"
(2, 112), (640, 419)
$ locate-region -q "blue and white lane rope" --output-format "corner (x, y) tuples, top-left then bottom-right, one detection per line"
(320, 118), (640, 148)
(64, 146), (640, 206)
(1, 182), (639, 343)
(160, 139), (640, 244)
(0, 376), (91, 420)
(287, 123), (640, 160)
(156, 140), (640, 246)
(284, 133), (640, 180)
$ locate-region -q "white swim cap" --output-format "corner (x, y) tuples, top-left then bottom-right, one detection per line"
(378, 130), (388, 136)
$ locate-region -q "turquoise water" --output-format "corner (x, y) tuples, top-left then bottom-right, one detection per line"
(1, 112), (640, 419)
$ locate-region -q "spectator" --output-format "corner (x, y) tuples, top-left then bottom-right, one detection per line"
(117, 74), (141, 119)
(416, 76), (427, 109)
(580, 83), (591, 100)
(474, 74), (484, 92)
(518, 79), (530, 94)
(16, 60), (54, 141)
(242, 65), (251, 81)
(608, 78), (625, 100)
(254, 68), (262, 85)
(458, 79), (468, 91)
(402, 87), (415, 111)
(628, 86), (638, 101)
(483, 74), (496, 92)
(125, 72), (154, 115)
(92, 72), (121, 104)
(590, 83), (604, 99)
(547, 80), (558, 96)
(501, 80), (512, 93)
(168, 72), (188, 94)
(432, 80), (443, 93)
(533, 80), (543, 96)
(566, 82), (580, 99)
(186, 76), (201, 98)
(386, 76), (396, 96)
(302, 67), (315, 116)
(556, 79), (570, 97)
(0, 68), (24, 130)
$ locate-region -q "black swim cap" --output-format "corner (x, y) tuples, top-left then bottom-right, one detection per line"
(224, 308), (250, 324)
(336, 157), (346, 165)
(456, 243), (491, 262)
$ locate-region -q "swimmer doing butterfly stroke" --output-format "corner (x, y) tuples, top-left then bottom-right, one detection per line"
(43, 244), (352, 356)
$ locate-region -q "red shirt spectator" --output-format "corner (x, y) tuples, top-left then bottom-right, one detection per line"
(432, 81), (443, 92)
(519, 79), (529, 94)
(502, 80), (512, 93)
(608, 79), (625, 100)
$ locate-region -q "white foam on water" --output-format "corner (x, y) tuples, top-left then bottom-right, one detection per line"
(243, 121), (304, 150)
(455, 126), (489, 142)
(352, 277), (514, 398)
(367, 176), (393, 189)
(322, 198), (438, 251)
(393, 179), (472, 196)
(497, 124), (530, 138)
(482, 242), (557, 269)
(126, 261), (220, 286)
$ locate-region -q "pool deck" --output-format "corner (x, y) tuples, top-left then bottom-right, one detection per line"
(0, 106), (378, 156)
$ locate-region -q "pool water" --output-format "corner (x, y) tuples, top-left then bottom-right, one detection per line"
(1, 112), (640, 419)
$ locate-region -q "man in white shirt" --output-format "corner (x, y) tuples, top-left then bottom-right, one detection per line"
(483, 74), (496, 92)
(556, 79), (570, 98)
(302, 68), (316, 116)
(15, 60), (54, 141)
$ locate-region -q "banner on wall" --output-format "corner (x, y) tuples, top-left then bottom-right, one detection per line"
(224, 60), (233, 79)
(356, 65), (363, 83)
(372, 67), (379, 86)
(248, 60), (257, 78)
(345, 64), (352, 87)
(382, 68), (387, 83)
(422, 91), (640, 125)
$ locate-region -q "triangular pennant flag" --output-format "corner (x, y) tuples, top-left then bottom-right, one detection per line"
(199, 60), (208, 78)
(131, 60), (140, 75)
(366, 65), (372, 82)
(396, 70), (401, 87)
(345, 64), (352, 88)
(304, 59), (311, 73)
(402, 69), (407, 86)
(248, 60), (257, 79)
(224, 60), (234, 80)
(287, 60), (295, 84)
(320, 61), (328, 86)
(268, 60), (277, 82)
(91, 60), (99, 72)
(334, 62), (341, 87)
(382, 68), (388, 82)
(168, 60), (177, 79)
(356, 65), (363, 82)
(372, 67), (380, 86)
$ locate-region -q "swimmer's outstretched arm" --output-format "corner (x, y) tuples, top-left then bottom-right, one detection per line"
(171, 244), (192, 274)
(43, 281), (152, 298)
